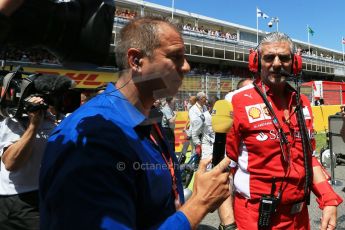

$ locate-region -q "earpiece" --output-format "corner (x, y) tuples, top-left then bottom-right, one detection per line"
(134, 57), (140, 66)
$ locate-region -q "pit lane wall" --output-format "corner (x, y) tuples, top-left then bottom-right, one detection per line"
(174, 105), (341, 152)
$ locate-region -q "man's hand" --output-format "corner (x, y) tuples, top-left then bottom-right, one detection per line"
(27, 96), (45, 128)
(320, 206), (337, 230)
(180, 157), (232, 229)
(192, 157), (232, 212)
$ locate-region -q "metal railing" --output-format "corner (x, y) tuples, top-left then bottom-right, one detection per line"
(113, 18), (345, 77)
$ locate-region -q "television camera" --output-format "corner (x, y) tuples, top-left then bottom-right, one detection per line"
(0, 67), (75, 118)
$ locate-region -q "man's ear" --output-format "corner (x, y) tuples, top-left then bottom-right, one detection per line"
(127, 48), (142, 72)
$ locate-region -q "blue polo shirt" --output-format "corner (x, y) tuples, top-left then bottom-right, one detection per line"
(39, 83), (190, 230)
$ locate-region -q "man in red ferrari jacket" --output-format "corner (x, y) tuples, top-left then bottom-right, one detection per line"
(225, 32), (342, 230)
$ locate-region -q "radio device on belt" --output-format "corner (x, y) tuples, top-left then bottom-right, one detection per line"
(258, 178), (279, 228)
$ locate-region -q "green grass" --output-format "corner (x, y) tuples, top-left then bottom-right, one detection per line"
(315, 132), (327, 155)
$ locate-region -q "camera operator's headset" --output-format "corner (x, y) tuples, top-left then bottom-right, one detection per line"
(0, 68), (34, 118)
(248, 47), (303, 75)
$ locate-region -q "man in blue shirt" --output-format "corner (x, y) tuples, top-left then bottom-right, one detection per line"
(39, 16), (232, 229)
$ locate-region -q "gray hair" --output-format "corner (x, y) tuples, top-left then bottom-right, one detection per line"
(115, 16), (180, 70)
(258, 32), (295, 54)
(196, 92), (206, 100)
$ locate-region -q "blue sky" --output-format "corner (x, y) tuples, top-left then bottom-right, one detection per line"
(146, 0), (345, 52)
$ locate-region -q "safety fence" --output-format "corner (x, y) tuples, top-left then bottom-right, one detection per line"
(174, 74), (246, 111)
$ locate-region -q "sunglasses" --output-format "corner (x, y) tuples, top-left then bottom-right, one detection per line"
(262, 54), (292, 63)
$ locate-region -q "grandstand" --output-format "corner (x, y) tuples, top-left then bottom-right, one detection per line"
(2, 0), (345, 107)
(113, 0), (345, 77)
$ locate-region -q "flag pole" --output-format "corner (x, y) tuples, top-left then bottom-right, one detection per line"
(171, 0), (175, 19)
(341, 37), (345, 62)
(256, 7), (259, 45)
(307, 25), (310, 55)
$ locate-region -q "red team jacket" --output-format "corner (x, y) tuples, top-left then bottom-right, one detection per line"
(225, 80), (315, 204)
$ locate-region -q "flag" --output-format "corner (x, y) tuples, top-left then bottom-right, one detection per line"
(342, 37), (345, 44)
(307, 25), (314, 36)
(257, 8), (269, 19)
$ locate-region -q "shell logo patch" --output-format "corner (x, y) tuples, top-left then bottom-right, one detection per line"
(245, 103), (272, 123)
(249, 107), (261, 119)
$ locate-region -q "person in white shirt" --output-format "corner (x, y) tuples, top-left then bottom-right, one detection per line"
(0, 96), (58, 230)
(188, 92), (215, 160)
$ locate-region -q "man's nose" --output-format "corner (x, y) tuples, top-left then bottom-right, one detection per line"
(273, 55), (282, 67)
(181, 58), (190, 74)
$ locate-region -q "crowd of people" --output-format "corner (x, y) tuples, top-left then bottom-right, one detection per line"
(182, 24), (237, 41)
(114, 7), (344, 63)
(115, 8), (137, 19)
(115, 8), (237, 42)
(1, 46), (60, 64)
(0, 1), (344, 229)
(297, 47), (344, 63)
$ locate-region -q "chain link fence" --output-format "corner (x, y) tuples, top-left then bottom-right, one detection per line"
(174, 74), (245, 111)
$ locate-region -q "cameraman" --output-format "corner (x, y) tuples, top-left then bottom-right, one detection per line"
(0, 96), (58, 230)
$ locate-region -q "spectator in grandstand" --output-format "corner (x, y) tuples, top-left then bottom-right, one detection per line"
(39, 16), (232, 230)
(0, 96), (58, 230)
(182, 23), (237, 41)
(224, 32), (342, 230)
(115, 8), (137, 19)
(161, 97), (177, 151)
(2, 46), (60, 64)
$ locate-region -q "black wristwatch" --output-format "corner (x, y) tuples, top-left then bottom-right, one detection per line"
(218, 222), (237, 230)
